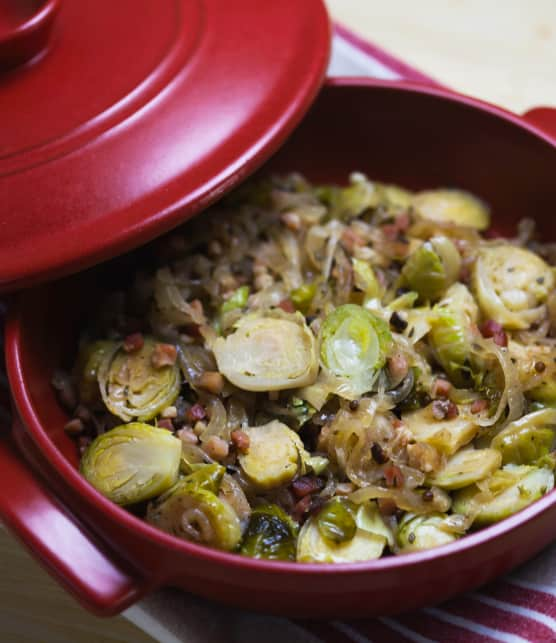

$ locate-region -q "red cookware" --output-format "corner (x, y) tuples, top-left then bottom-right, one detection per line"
(3, 76), (556, 617)
(0, 0), (330, 292)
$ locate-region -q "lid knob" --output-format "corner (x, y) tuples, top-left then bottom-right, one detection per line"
(0, 0), (60, 71)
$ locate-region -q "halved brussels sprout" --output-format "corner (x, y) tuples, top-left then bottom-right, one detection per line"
(490, 408), (556, 465)
(213, 311), (318, 392)
(452, 465), (554, 526)
(182, 463), (225, 494)
(238, 420), (309, 489)
(81, 423), (181, 505)
(429, 284), (478, 385)
(412, 189), (490, 230)
(379, 184), (413, 211)
(220, 285), (250, 315)
(352, 259), (382, 300)
(98, 337), (180, 422)
(402, 404), (479, 455)
(146, 481), (242, 550)
(472, 246), (554, 330)
(397, 513), (460, 551)
(297, 502), (391, 563)
(291, 282), (317, 314)
(320, 304), (392, 397)
(428, 448), (502, 490)
(316, 497), (357, 543)
(76, 340), (115, 405)
(507, 341), (556, 404)
(401, 236), (461, 301)
(328, 173), (380, 219)
(218, 474), (252, 525)
(239, 504), (298, 560)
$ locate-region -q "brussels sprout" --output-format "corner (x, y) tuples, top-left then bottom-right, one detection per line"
(413, 189), (490, 230)
(182, 463), (225, 494)
(490, 408), (556, 465)
(220, 286), (250, 315)
(379, 184), (413, 211)
(402, 404), (479, 455)
(328, 173), (380, 219)
(213, 312), (318, 392)
(352, 259), (382, 300)
(81, 423), (181, 505)
(316, 497), (357, 543)
(507, 341), (556, 404)
(401, 236), (461, 301)
(239, 420), (309, 489)
(291, 283), (317, 314)
(472, 246), (554, 330)
(218, 473), (252, 525)
(98, 337), (180, 422)
(429, 283), (478, 386)
(146, 481), (242, 550)
(239, 504), (298, 560)
(76, 340), (115, 405)
(452, 465), (554, 526)
(297, 503), (391, 563)
(320, 304), (392, 397)
(397, 513), (459, 551)
(428, 448), (502, 490)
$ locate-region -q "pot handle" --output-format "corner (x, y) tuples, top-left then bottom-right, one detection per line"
(0, 427), (150, 616)
(521, 107), (556, 142)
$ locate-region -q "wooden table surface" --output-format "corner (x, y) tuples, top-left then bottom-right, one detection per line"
(2, 2), (556, 641)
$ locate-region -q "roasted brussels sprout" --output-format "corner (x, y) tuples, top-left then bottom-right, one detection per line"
(490, 408), (556, 465)
(397, 513), (460, 551)
(291, 282), (317, 314)
(213, 311), (318, 391)
(238, 420), (309, 489)
(352, 259), (382, 300)
(403, 404), (479, 455)
(472, 246), (554, 330)
(182, 463), (225, 494)
(328, 172), (380, 219)
(413, 189), (490, 230)
(401, 236), (461, 301)
(98, 337), (180, 422)
(428, 448), (502, 490)
(220, 285), (250, 315)
(146, 481), (242, 550)
(507, 341), (556, 404)
(429, 284), (478, 385)
(453, 465), (554, 525)
(76, 340), (115, 405)
(239, 504), (298, 560)
(379, 184), (413, 211)
(316, 497), (357, 543)
(81, 423), (182, 505)
(320, 304), (392, 397)
(297, 502), (391, 563)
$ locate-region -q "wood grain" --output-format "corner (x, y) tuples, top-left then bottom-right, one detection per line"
(326, 0), (556, 113)
(0, 528), (156, 643)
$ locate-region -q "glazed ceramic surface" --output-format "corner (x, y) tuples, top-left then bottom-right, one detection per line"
(3, 79), (556, 617)
(0, 0), (330, 291)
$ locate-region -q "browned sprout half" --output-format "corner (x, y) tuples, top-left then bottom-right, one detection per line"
(98, 337), (181, 421)
(472, 246), (554, 330)
(146, 466), (242, 551)
(81, 423), (182, 505)
(213, 311), (318, 391)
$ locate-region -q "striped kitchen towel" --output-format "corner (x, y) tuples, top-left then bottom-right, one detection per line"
(124, 25), (556, 643)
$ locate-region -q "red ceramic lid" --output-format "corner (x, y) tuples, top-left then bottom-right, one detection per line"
(0, 0), (330, 292)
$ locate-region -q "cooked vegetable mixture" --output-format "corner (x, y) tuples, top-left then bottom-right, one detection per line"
(54, 173), (556, 562)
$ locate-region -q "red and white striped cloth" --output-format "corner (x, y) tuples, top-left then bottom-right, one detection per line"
(124, 26), (556, 643)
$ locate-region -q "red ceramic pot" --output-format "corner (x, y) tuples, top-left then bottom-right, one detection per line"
(3, 78), (556, 618)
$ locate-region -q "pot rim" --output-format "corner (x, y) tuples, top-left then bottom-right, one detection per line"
(7, 77), (556, 577)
